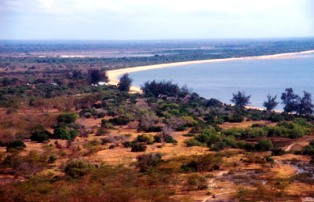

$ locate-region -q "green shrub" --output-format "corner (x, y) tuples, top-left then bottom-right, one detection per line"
(222, 128), (245, 139)
(53, 127), (71, 140)
(64, 159), (94, 178)
(131, 143), (147, 152)
(136, 134), (155, 144)
(57, 113), (78, 124)
(271, 148), (286, 156)
(6, 140), (26, 151)
(255, 139), (274, 151)
(30, 125), (52, 143)
(108, 116), (130, 125)
(181, 154), (222, 172)
(185, 139), (203, 147)
(185, 174), (208, 191)
(164, 135), (178, 144)
(136, 153), (163, 172)
(223, 136), (238, 148)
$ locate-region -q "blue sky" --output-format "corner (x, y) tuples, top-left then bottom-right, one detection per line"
(0, 0), (313, 40)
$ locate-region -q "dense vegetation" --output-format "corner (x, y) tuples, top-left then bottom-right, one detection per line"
(0, 39), (314, 201)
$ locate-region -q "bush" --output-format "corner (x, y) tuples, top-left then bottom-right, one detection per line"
(141, 80), (180, 98)
(223, 136), (238, 148)
(6, 140), (26, 151)
(255, 139), (274, 151)
(181, 154), (222, 172)
(164, 135), (178, 144)
(195, 129), (222, 147)
(185, 139), (203, 147)
(185, 174), (208, 191)
(136, 153), (163, 172)
(108, 116), (130, 126)
(64, 159), (94, 178)
(131, 143), (147, 152)
(302, 141), (314, 155)
(136, 134), (155, 144)
(53, 127), (70, 140)
(57, 113), (78, 124)
(271, 148), (286, 156)
(30, 125), (52, 143)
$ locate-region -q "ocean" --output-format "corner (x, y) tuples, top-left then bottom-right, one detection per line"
(129, 53), (314, 110)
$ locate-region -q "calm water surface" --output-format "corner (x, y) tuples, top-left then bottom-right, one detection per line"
(129, 54), (314, 109)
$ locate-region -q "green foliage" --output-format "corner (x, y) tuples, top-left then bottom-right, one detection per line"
(64, 159), (95, 178)
(185, 139), (204, 147)
(141, 80), (190, 98)
(100, 119), (114, 129)
(163, 134), (178, 144)
(108, 115), (130, 125)
(57, 113), (78, 124)
(118, 73), (132, 92)
(88, 69), (108, 84)
(136, 134), (155, 144)
(131, 143), (147, 152)
(193, 129), (222, 148)
(231, 91), (251, 110)
(255, 139), (274, 151)
(271, 148), (286, 156)
(281, 88), (300, 113)
(185, 174), (208, 191)
(181, 154), (222, 172)
(30, 125), (52, 143)
(53, 127), (78, 140)
(302, 140), (314, 155)
(263, 94), (278, 111)
(136, 153), (163, 172)
(6, 140), (26, 151)
(223, 114), (244, 123)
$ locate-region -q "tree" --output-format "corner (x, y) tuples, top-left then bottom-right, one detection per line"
(298, 91), (313, 115)
(281, 88), (300, 113)
(141, 80), (180, 98)
(263, 94), (278, 111)
(231, 91), (251, 110)
(118, 73), (132, 92)
(88, 69), (108, 84)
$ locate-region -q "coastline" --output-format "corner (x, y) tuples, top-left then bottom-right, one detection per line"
(107, 49), (314, 93)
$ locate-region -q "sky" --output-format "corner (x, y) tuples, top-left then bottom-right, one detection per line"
(0, 0), (313, 40)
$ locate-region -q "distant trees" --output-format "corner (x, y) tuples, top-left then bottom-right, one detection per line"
(118, 73), (132, 92)
(281, 88), (313, 115)
(88, 69), (108, 84)
(263, 95), (278, 111)
(299, 91), (314, 115)
(231, 91), (251, 110)
(281, 88), (300, 113)
(141, 80), (182, 98)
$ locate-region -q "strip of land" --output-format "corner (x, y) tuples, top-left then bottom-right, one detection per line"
(107, 49), (314, 93)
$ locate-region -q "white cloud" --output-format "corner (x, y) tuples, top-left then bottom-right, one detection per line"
(0, 0), (312, 39)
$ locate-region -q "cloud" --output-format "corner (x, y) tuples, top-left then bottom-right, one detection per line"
(0, 0), (313, 39)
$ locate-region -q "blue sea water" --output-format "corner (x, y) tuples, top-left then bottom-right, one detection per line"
(129, 54), (314, 109)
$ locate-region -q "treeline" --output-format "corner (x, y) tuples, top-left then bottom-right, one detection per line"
(230, 88), (313, 115)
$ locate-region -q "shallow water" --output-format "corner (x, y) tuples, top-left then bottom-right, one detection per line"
(129, 54), (314, 109)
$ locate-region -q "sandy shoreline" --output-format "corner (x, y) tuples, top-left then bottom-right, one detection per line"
(107, 49), (314, 93)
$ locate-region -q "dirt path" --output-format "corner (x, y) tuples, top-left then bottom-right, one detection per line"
(284, 136), (314, 152)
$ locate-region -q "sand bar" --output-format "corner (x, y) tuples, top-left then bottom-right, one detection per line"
(107, 49), (314, 92)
